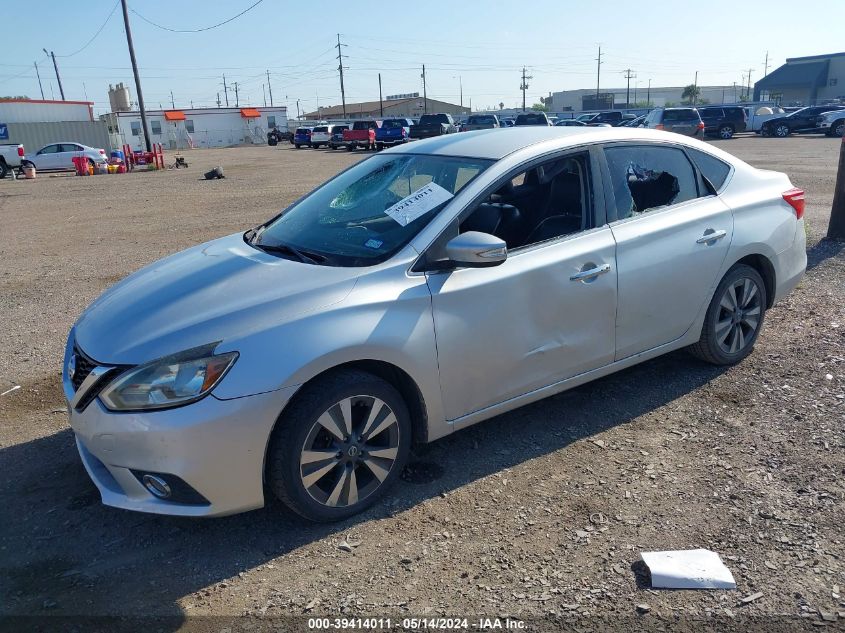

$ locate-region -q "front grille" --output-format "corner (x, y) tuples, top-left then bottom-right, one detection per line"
(71, 346), (97, 391)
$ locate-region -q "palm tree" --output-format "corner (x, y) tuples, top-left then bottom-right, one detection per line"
(681, 84), (701, 105)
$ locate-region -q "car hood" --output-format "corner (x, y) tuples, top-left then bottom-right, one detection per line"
(74, 232), (359, 364)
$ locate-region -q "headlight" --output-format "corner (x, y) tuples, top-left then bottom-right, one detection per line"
(99, 348), (238, 411)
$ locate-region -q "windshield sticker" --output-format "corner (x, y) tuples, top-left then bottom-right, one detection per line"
(364, 238), (384, 249)
(383, 181), (454, 227)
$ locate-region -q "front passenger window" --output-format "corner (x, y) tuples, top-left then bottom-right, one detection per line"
(604, 145), (698, 220)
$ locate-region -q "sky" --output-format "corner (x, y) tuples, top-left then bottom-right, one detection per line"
(2, 0), (843, 116)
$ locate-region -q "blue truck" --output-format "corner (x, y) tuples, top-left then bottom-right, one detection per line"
(375, 118), (414, 150)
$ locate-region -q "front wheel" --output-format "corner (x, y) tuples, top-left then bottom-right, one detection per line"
(294, 144), (301, 149)
(0, 160), (8, 179)
(833, 121), (845, 138)
(774, 123), (790, 138)
(689, 264), (767, 365)
(267, 369), (412, 522)
(376, 142), (384, 151)
(718, 125), (735, 139)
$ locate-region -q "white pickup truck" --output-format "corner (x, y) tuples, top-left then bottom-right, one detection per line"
(744, 106), (787, 133)
(0, 143), (26, 178)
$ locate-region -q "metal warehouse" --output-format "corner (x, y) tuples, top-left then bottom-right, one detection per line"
(102, 106), (289, 150)
(754, 51), (845, 105)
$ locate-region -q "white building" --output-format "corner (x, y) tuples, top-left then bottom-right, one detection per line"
(102, 106), (288, 151)
(0, 98), (95, 123)
(550, 85), (744, 112)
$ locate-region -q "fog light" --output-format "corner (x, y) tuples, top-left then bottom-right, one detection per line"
(142, 474), (172, 499)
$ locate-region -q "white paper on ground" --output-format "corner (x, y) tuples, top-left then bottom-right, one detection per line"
(641, 549), (736, 590)
(383, 181), (454, 226)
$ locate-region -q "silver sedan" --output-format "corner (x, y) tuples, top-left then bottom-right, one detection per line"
(64, 127), (806, 520)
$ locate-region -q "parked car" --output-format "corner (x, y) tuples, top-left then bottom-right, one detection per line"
(744, 105), (786, 133)
(410, 113), (457, 139)
(578, 111), (624, 126)
(817, 110), (845, 137)
(642, 108), (704, 137)
(309, 125), (337, 149)
(293, 127), (313, 149)
(375, 118), (414, 149)
(0, 143), (26, 179)
(514, 112), (552, 126)
(696, 106), (747, 139)
(63, 127), (806, 521)
(328, 124), (349, 149)
(462, 114), (500, 131)
(555, 119), (587, 127)
(343, 120), (379, 151)
(619, 114), (647, 128)
(30, 142), (107, 172)
(760, 106), (845, 137)
(500, 118), (515, 128)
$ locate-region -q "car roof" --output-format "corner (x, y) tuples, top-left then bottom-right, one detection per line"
(389, 126), (706, 160)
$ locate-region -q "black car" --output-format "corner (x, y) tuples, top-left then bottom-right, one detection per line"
(761, 105), (845, 137)
(328, 124), (349, 150)
(514, 112), (552, 126)
(577, 111), (624, 126)
(697, 106), (747, 139)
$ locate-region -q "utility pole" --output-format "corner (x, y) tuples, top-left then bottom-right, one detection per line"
(623, 69), (635, 107)
(336, 34), (347, 118)
(118, 0), (151, 151)
(216, 92), (221, 108)
(233, 82), (239, 107)
(829, 135), (845, 239)
(520, 66), (532, 112)
(595, 45), (603, 98)
(763, 51), (769, 77)
(421, 64), (427, 113)
(266, 70), (273, 106)
(170, 90), (175, 109)
(296, 98), (300, 120)
(34, 61), (44, 100)
(459, 75), (463, 108)
(647, 78), (651, 105)
(42, 49), (65, 100)
(693, 70), (698, 105)
(222, 74), (229, 107)
(262, 84), (267, 107)
(746, 68), (753, 100)
(378, 73), (383, 117)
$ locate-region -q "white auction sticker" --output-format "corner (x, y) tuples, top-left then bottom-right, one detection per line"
(383, 181), (454, 227)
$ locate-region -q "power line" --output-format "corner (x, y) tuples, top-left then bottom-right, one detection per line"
(129, 0), (265, 33)
(59, 1), (120, 57)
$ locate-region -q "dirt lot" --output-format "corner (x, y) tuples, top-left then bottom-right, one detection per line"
(1, 136), (843, 632)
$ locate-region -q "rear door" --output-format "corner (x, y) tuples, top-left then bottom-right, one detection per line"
(57, 144), (83, 170)
(600, 142), (733, 360)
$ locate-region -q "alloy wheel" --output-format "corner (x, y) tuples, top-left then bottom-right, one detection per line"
(834, 122), (845, 137)
(719, 126), (734, 139)
(775, 124), (789, 138)
(715, 277), (762, 355)
(299, 395), (401, 508)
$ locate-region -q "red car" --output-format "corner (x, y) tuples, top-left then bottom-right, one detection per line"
(342, 120), (378, 151)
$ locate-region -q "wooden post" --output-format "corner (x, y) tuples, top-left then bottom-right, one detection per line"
(828, 135), (845, 239)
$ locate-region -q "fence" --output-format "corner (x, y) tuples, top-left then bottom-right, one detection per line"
(4, 121), (113, 154)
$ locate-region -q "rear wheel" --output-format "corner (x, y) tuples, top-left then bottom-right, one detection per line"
(718, 124), (735, 139)
(267, 369), (411, 522)
(376, 142), (384, 151)
(774, 123), (790, 138)
(347, 144), (355, 152)
(690, 264), (766, 365)
(833, 121), (845, 138)
(294, 144), (301, 149)
(0, 159), (7, 179)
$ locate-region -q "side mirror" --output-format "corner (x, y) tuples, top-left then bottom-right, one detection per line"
(445, 231), (507, 268)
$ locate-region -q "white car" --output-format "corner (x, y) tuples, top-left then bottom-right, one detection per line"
(817, 110), (845, 137)
(30, 142), (107, 172)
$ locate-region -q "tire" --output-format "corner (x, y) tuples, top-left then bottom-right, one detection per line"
(347, 144), (355, 152)
(294, 144), (301, 149)
(689, 264), (767, 366)
(833, 121), (845, 138)
(718, 124), (735, 140)
(774, 123), (790, 138)
(0, 159), (7, 179)
(760, 127), (770, 137)
(376, 143), (384, 151)
(267, 369), (412, 522)
(312, 143), (320, 149)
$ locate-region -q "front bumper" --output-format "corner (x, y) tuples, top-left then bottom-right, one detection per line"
(63, 334), (298, 517)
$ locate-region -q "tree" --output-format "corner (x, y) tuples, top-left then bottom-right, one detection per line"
(829, 136), (845, 239)
(681, 84), (701, 105)
(0, 96), (30, 101)
(531, 102), (548, 112)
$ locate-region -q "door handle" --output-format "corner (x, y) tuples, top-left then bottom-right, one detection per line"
(696, 229), (727, 244)
(570, 263), (611, 281)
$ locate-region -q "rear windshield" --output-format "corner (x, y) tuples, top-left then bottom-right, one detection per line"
(515, 113), (547, 124)
(352, 121), (375, 130)
(295, 128), (311, 134)
(468, 115), (497, 124)
(663, 109), (699, 122)
(313, 126), (329, 133)
(332, 125), (348, 132)
(419, 114), (448, 125)
(382, 120), (407, 129)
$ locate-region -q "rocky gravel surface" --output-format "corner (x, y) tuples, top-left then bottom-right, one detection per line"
(0, 137), (843, 632)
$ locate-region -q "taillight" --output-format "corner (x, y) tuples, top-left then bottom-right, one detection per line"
(697, 122), (705, 130)
(655, 124), (665, 130)
(402, 128), (407, 137)
(99, 149), (106, 155)
(17, 146), (24, 157)
(783, 188), (805, 219)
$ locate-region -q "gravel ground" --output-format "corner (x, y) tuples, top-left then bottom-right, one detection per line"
(0, 136), (843, 632)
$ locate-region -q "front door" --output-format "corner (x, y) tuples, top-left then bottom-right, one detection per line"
(426, 151), (617, 421)
(603, 143), (734, 360)
(34, 144), (60, 170)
